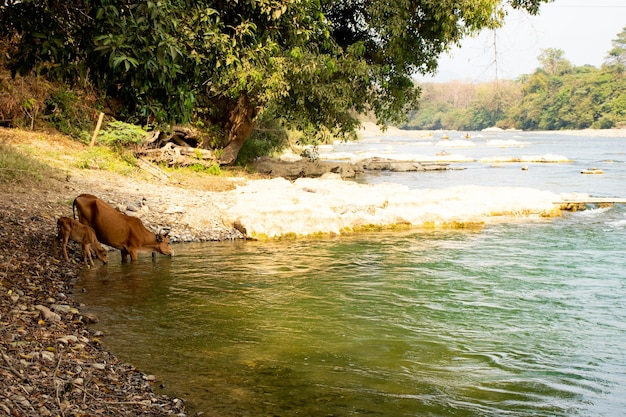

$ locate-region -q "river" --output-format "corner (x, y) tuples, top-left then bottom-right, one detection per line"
(76, 130), (626, 416)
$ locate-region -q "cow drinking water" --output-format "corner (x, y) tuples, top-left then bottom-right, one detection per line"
(72, 193), (173, 262)
(56, 216), (108, 266)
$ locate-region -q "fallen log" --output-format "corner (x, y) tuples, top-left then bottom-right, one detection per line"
(136, 158), (170, 181)
(136, 142), (217, 168)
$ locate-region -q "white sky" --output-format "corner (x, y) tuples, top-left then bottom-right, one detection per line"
(420, 0), (626, 82)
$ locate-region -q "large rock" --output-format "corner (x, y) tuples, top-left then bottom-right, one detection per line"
(360, 157), (450, 172)
(252, 156), (451, 180)
(252, 157), (362, 179)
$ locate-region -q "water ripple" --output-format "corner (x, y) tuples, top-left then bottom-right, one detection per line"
(77, 219), (626, 416)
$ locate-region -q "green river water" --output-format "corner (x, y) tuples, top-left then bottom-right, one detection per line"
(77, 210), (626, 416)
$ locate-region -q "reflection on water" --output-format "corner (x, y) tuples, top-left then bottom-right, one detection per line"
(77, 212), (626, 416)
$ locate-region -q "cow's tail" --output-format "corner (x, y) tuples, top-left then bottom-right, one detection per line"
(72, 198), (77, 220)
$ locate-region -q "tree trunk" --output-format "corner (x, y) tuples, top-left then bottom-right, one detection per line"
(218, 92), (258, 165)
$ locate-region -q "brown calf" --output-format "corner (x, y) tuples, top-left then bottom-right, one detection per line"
(72, 193), (173, 262)
(56, 216), (108, 266)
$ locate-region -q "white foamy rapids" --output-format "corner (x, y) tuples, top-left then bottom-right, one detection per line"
(222, 175), (578, 239)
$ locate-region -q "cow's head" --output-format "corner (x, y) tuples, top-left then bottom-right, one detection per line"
(94, 246), (109, 264)
(154, 230), (173, 256)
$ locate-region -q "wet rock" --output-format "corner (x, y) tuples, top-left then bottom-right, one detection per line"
(82, 312), (99, 323)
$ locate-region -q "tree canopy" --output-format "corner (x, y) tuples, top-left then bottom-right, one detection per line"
(0, 0), (549, 164)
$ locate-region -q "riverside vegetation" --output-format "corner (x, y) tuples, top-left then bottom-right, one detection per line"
(1, 1), (549, 165)
(405, 26), (626, 132)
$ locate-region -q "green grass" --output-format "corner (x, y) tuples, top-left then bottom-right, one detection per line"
(0, 140), (58, 185)
(75, 146), (138, 175)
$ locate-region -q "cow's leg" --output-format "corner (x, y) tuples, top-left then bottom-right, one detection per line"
(120, 248), (129, 263)
(61, 232), (71, 262)
(129, 248), (138, 262)
(53, 233), (59, 258)
(82, 243), (95, 266)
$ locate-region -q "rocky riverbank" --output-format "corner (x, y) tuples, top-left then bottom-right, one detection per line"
(0, 188), (188, 416)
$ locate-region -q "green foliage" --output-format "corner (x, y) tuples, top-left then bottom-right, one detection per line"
(605, 25), (626, 71)
(44, 89), (93, 142)
(511, 60), (625, 130)
(407, 38), (626, 131)
(405, 81), (522, 131)
(188, 162), (221, 175)
(234, 118), (289, 165)
(96, 121), (146, 166)
(538, 48), (572, 76)
(97, 121), (147, 147)
(75, 146), (136, 175)
(1, 0), (549, 162)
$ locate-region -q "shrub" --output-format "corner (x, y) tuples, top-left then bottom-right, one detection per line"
(44, 88), (94, 142)
(97, 121), (148, 147)
(235, 119), (289, 165)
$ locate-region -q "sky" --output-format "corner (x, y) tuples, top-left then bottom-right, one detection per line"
(420, 0), (626, 83)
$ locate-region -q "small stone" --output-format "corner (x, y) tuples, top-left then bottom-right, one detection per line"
(82, 313), (99, 323)
(38, 406), (52, 416)
(39, 351), (56, 363)
(34, 305), (61, 322)
(165, 205), (185, 214)
(11, 395), (30, 408)
(51, 304), (72, 313)
(56, 335), (79, 345)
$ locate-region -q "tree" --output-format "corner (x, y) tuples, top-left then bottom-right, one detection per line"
(538, 48), (572, 76)
(605, 25), (626, 76)
(0, 0), (550, 164)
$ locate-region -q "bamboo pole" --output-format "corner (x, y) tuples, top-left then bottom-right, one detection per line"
(90, 112), (105, 147)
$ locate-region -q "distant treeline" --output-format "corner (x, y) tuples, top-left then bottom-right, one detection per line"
(405, 30), (626, 131)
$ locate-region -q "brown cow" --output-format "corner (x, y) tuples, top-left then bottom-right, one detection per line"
(56, 216), (108, 266)
(72, 193), (173, 262)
